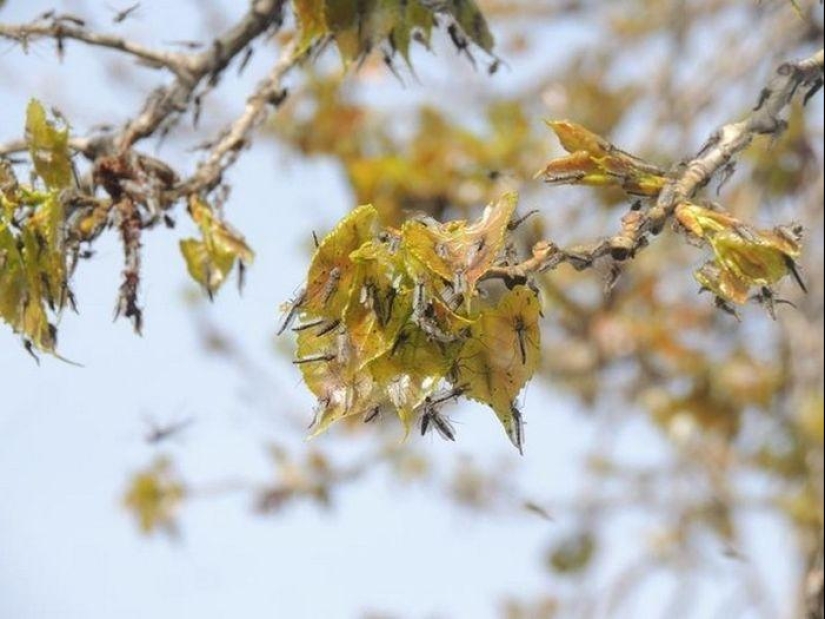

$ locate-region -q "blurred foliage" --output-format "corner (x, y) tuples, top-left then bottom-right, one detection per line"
(1, 0), (823, 617)
(293, 0), (496, 67)
(275, 78), (542, 225)
(122, 457), (186, 537)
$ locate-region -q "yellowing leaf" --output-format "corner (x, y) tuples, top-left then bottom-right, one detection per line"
(344, 250), (413, 367)
(25, 99), (73, 190)
(455, 286), (541, 446)
(675, 202), (744, 239)
(402, 191), (518, 297)
(677, 203), (805, 305)
(694, 261), (750, 305)
(370, 327), (458, 435)
(180, 196), (254, 297)
(0, 189), (70, 356)
(293, 0), (328, 50)
(537, 120), (666, 197)
(122, 457), (186, 536)
(303, 204), (379, 320)
(711, 228), (800, 288)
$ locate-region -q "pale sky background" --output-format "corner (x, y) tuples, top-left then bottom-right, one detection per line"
(0, 2), (802, 618)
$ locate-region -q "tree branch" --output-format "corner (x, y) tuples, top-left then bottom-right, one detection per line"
(174, 38), (319, 197)
(0, 16), (188, 73)
(114, 0), (287, 150)
(0, 1), (288, 159)
(489, 48), (824, 282)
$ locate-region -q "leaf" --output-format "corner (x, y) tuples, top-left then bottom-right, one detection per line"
(292, 0), (491, 67)
(122, 457), (186, 536)
(25, 99), (73, 190)
(293, 0), (328, 51)
(454, 286), (541, 447)
(537, 120), (667, 197)
(179, 196), (254, 297)
(402, 191), (518, 297)
(675, 202), (743, 239)
(0, 189), (70, 356)
(28, 191), (67, 309)
(370, 327), (459, 435)
(302, 204), (379, 320)
(447, 0), (495, 53)
(297, 326), (382, 437)
(547, 531), (596, 575)
(345, 243), (414, 366)
(0, 222), (27, 331)
(710, 227), (801, 288)
(694, 261), (750, 305)
(677, 202), (805, 305)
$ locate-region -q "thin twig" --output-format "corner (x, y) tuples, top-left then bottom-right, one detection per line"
(487, 48), (825, 282)
(114, 0), (287, 151)
(174, 39), (317, 197)
(0, 0), (288, 160)
(0, 19), (187, 72)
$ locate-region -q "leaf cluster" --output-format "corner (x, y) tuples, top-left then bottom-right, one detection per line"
(293, 0), (495, 67)
(0, 101), (77, 357)
(281, 191), (539, 452)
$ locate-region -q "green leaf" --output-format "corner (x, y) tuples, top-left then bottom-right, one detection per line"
(291, 0), (492, 67)
(446, 0), (495, 53)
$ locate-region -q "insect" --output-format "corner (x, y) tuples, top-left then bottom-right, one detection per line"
(509, 403), (525, 455)
(428, 384), (468, 406)
(291, 317), (325, 332)
(320, 267), (342, 305)
(143, 416), (194, 445)
(363, 406), (382, 423)
(419, 406), (456, 442)
(276, 287), (306, 335)
(512, 316), (530, 365)
(109, 2), (141, 23)
(508, 210), (539, 231)
(292, 353), (336, 365)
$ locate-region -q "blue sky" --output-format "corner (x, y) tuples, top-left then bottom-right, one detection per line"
(0, 2), (803, 618)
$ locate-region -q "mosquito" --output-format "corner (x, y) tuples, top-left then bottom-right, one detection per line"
(363, 406), (382, 424)
(513, 315), (529, 365)
(109, 2), (141, 23)
(509, 403), (525, 455)
(144, 416), (194, 445)
(320, 267), (342, 304)
(419, 406), (456, 442)
(277, 287), (306, 335)
(292, 353), (336, 365)
(427, 384), (468, 406)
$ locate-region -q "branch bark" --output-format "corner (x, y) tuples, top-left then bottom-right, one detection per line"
(0, 16), (188, 72)
(173, 38), (321, 197)
(488, 48), (824, 282)
(0, 0), (289, 158)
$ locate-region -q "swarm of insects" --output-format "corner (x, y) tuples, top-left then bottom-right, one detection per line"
(278, 192), (540, 453)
